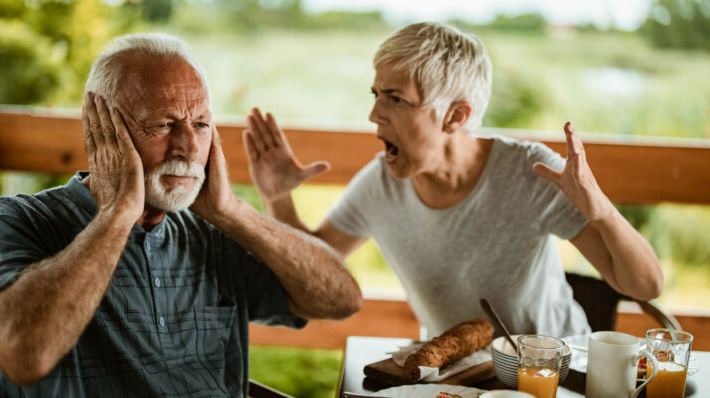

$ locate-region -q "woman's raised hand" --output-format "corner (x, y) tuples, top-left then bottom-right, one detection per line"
(243, 108), (330, 202)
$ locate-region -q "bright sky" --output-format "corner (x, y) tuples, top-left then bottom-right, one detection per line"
(302, 0), (654, 31)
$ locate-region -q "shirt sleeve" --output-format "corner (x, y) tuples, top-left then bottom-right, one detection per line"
(526, 142), (589, 240)
(0, 199), (50, 292)
(326, 156), (383, 238)
(217, 231), (306, 329)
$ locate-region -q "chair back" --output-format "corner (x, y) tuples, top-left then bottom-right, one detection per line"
(564, 272), (682, 332)
(249, 379), (295, 398)
(565, 272), (623, 331)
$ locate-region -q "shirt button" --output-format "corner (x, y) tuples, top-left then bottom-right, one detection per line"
(154, 277), (161, 288)
(145, 241), (151, 251)
(159, 316), (165, 327)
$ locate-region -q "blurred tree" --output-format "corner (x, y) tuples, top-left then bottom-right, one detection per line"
(489, 13), (546, 34)
(0, 0), (27, 19)
(0, 21), (60, 104)
(451, 13), (546, 35)
(0, 0), (138, 106)
(216, 0), (303, 31)
(642, 0), (710, 51)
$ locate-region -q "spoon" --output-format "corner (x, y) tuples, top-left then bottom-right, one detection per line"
(479, 298), (519, 354)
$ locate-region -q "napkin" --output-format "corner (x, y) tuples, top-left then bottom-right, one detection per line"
(390, 342), (492, 382)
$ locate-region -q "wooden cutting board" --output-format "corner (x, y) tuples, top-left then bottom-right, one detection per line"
(363, 357), (495, 387)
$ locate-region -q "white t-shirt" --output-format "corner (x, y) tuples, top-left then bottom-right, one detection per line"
(327, 135), (591, 338)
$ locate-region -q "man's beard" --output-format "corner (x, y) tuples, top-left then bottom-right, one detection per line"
(144, 159), (205, 212)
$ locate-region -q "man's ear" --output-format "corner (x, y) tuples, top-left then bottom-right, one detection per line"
(442, 101), (473, 133)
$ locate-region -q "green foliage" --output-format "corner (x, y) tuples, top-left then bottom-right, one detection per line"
(214, 0), (304, 32)
(451, 13), (546, 35)
(0, 0), (27, 19)
(645, 205), (710, 267)
(0, 21), (60, 104)
(616, 205), (655, 231)
(0, 172), (72, 196)
(641, 0), (710, 51)
(232, 183), (266, 214)
(249, 345), (341, 398)
(0, 0), (139, 106)
(141, 0), (174, 22)
(484, 67), (544, 128)
(489, 13), (546, 34)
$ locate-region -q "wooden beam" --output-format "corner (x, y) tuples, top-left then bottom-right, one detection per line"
(2, 111), (709, 204)
(2, 109), (710, 351)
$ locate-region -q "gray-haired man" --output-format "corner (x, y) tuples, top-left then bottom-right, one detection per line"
(0, 33), (362, 397)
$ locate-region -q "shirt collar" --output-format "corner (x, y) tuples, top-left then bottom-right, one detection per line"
(64, 171), (168, 238)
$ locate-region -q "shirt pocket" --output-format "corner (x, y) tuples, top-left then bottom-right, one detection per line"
(193, 305), (240, 392)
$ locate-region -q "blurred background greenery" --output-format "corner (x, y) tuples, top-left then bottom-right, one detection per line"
(1, 0), (709, 397)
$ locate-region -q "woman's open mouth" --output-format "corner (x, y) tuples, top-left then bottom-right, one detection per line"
(384, 140), (399, 163)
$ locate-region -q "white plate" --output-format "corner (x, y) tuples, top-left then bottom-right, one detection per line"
(376, 384), (486, 398)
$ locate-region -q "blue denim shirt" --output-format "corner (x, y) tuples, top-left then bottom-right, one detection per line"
(0, 172), (306, 397)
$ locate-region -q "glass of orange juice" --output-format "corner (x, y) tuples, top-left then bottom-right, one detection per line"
(645, 329), (693, 398)
(516, 335), (564, 398)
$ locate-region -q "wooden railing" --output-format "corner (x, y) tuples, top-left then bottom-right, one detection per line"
(2, 109), (710, 350)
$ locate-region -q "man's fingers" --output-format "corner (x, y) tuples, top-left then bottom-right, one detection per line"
(302, 161), (331, 180)
(84, 92), (105, 147)
(111, 108), (133, 153)
(82, 96), (96, 154)
(532, 162), (562, 185)
(95, 95), (117, 145)
(210, 126), (227, 171)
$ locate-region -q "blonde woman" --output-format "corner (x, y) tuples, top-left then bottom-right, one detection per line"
(244, 22), (663, 338)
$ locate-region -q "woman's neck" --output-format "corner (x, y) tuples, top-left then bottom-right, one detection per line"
(412, 134), (493, 209)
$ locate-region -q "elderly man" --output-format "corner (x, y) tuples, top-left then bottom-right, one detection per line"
(0, 33), (362, 397)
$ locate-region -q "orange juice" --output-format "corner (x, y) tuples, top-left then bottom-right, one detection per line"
(646, 361), (688, 398)
(517, 366), (559, 398)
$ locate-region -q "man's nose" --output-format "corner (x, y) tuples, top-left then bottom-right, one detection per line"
(170, 123), (199, 160)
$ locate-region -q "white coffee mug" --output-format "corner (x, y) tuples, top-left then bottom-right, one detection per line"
(585, 331), (659, 398)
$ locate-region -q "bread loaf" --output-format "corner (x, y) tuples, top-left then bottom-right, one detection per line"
(403, 318), (494, 381)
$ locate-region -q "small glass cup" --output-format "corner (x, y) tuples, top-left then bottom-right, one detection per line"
(517, 335), (564, 398)
(645, 328), (694, 398)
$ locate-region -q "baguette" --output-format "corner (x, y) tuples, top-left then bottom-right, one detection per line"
(403, 318), (494, 381)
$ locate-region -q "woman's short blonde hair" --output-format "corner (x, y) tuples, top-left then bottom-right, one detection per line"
(374, 22), (492, 134)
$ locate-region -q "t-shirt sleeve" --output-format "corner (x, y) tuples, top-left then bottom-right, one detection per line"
(526, 143), (589, 240)
(0, 199), (49, 292)
(217, 232), (306, 329)
(326, 156), (383, 238)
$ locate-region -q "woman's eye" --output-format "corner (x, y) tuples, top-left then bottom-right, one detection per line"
(196, 122), (209, 128)
(389, 95), (402, 104)
(157, 122), (171, 128)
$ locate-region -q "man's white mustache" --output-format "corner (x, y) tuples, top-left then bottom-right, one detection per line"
(153, 160), (205, 180)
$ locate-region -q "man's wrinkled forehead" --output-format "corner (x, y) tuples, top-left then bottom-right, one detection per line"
(116, 51), (210, 104)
